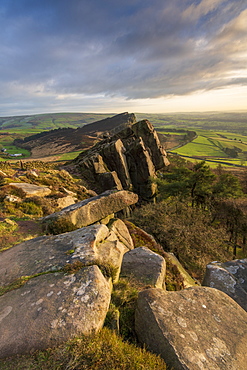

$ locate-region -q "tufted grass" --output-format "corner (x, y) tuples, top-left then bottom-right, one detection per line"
(0, 328), (167, 370)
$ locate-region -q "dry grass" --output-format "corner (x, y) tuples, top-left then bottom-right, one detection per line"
(0, 328), (167, 370)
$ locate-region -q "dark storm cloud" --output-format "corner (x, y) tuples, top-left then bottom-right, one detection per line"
(0, 0), (247, 114)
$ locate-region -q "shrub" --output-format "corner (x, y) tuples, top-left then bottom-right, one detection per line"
(18, 201), (42, 216)
(43, 217), (77, 235)
(130, 200), (232, 281)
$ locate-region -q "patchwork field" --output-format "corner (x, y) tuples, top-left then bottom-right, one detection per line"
(0, 111), (246, 168)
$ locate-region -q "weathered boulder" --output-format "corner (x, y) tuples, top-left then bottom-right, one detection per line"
(67, 118), (169, 200)
(121, 247), (166, 288)
(108, 218), (134, 250)
(0, 223), (129, 287)
(135, 287), (247, 370)
(9, 182), (51, 197)
(202, 259), (247, 311)
(0, 265), (111, 358)
(4, 194), (22, 203)
(56, 195), (75, 210)
(42, 189), (138, 230)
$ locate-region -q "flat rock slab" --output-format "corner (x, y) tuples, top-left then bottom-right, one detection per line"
(135, 286), (247, 370)
(202, 259), (247, 311)
(0, 265), (111, 358)
(42, 189), (138, 229)
(9, 182), (51, 197)
(0, 223), (129, 287)
(121, 247), (166, 288)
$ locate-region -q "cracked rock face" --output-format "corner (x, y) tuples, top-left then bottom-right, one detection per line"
(0, 223), (132, 288)
(0, 266), (111, 358)
(202, 259), (247, 311)
(69, 119), (169, 200)
(135, 286), (247, 370)
(42, 189), (138, 230)
(0, 220), (134, 358)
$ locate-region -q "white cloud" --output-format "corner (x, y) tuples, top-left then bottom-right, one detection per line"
(183, 0), (228, 20)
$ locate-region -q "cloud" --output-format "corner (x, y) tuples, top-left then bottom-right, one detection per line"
(182, 0), (228, 20)
(0, 0), (247, 114)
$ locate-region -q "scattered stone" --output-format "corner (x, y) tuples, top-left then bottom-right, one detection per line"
(4, 194), (22, 203)
(28, 169), (39, 177)
(0, 170), (7, 177)
(56, 195), (75, 210)
(121, 247), (166, 288)
(9, 182), (51, 197)
(202, 259), (247, 311)
(42, 189), (138, 229)
(0, 265), (111, 358)
(135, 286), (247, 370)
(61, 187), (77, 197)
(2, 218), (18, 227)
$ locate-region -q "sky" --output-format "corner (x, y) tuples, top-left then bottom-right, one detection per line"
(1, 0), (247, 116)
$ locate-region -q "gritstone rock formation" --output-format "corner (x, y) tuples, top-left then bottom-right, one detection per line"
(202, 259), (247, 311)
(135, 286), (247, 370)
(66, 118), (169, 201)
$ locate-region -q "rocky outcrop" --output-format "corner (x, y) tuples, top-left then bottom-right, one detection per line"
(42, 189), (138, 230)
(0, 265), (111, 358)
(121, 247), (166, 288)
(67, 119), (169, 200)
(0, 216), (136, 358)
(135, 286), (247, 370)
(9, 182), (51, 197)
(202, 259), (247, 311)
(0, 223), (132, 287)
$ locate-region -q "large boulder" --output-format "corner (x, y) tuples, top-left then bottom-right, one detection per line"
(9, 182), (51, 197)
(42, 189), (138, 230)
(0, 223), (130, 287)
(121, 247), (166, 288)
(135, 287), (247, 370)
(202, 259), (247, 311)
(0, 265), (111, 358)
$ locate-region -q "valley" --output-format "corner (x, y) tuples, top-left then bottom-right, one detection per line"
(0, 111), (246, 169)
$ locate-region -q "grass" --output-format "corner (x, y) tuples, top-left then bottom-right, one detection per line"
(171, 135), (227, 157)
(59, 150), (83, 161)
(0, 328), (167, 370)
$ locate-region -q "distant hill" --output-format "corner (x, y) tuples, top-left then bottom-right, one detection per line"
(14, 112), (136, 158)
(0, 112), (114, 134)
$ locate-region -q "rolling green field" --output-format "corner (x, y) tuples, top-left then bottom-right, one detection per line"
(165, 132), (247, 167)
(0, 111), (247, 167)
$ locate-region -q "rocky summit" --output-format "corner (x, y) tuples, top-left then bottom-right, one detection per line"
(66, 118), (169, 201)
